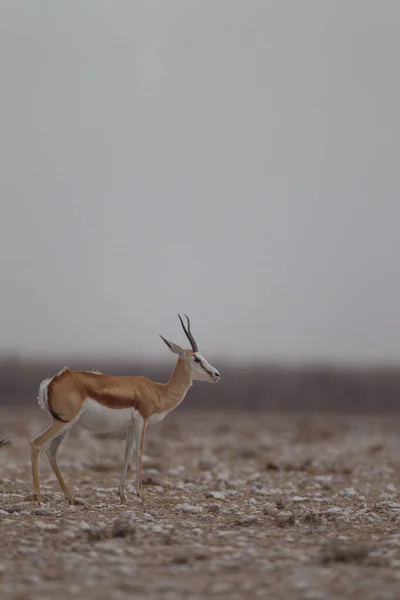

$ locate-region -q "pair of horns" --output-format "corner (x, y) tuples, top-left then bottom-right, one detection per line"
(178, 314), (198, 352)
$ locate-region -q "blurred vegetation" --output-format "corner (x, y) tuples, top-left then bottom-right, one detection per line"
(1, 355), (400, 413)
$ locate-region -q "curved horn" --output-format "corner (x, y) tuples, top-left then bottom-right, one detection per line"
(178, 314), (198, 352)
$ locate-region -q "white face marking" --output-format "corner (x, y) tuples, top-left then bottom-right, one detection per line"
(78, 399), (141, 434)
(190, 352), (220, 382)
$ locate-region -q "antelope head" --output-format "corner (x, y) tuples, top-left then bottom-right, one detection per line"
(160, 314), (220, 383)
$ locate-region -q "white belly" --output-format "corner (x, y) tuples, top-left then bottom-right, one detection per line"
(78, 399), (138, 433)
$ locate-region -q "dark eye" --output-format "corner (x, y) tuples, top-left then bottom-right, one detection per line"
(193, 356), (201, 364)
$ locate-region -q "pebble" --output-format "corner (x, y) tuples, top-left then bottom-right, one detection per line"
(324, 507), (343, 515)
(340, 488), (357, 497)
(95, 541), (124, 555)
(34, 507), (56, 516)
(4, 518), (19, 525)
(292, 496), (312, 502)
(275, 512), (296, 527)
(111, 515), (136, 538)
(237, 516), (259, 526)
(175, 503), (203, 513)
(63, 529), (77, 539)
(207, 503), (221, 514)
(34, 520), (59, 531)
(205, 491), (225, 500)
(2, 504), (23, 513)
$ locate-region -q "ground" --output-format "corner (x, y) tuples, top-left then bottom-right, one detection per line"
(1, 408), (400, 600)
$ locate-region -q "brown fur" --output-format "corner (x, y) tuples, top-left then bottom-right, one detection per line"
(48, 356), (194, 422)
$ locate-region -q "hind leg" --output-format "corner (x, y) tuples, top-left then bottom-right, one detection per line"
(30, 419), (69, 504)
(46, 430), (81, 504)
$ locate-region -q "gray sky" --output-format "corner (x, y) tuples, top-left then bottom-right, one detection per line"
(1, 1), (400, 363)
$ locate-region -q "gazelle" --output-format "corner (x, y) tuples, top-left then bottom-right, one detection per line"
(30, 315), (220, 505)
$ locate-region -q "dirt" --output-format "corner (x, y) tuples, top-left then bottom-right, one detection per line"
(1, 408), (400, 600)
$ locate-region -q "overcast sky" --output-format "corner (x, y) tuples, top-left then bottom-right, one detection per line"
(1, 1), (400, 363)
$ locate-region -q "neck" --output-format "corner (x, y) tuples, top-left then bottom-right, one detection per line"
(159, 357), (193, 413)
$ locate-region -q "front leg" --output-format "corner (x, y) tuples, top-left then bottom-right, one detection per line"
(118, 426), (136, 504)
(134, 418), (149, 504)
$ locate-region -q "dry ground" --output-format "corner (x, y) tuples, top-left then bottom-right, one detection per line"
(1, 408), (400, 600)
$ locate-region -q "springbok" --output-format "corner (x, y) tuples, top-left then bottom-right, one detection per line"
(30, 315), (220, 505)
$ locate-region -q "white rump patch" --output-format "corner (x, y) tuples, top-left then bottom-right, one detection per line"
(37, 366), (68, 411)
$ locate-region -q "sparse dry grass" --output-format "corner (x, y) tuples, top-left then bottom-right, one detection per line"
(1, 408), (400, 600)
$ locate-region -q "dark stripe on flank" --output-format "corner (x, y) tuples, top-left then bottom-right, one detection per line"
(50, 410), (70, 423)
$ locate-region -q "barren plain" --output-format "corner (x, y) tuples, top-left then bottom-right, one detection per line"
(1, 408), (400, 600)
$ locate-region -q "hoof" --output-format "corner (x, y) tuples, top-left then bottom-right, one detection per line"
(32, 493), (44, 505)
(138, 493), (150, 505)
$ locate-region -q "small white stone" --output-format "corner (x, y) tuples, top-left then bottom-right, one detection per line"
(34, 520), (59, 531)
(340, 487), (357, 497)
(315, 475), (333, 483)
(175, 503), (203, 513)
(325, 507), (343, 515)
(205, 491), (225, 500)
(237, 515), (259, 526)
(291, 496), (311, 502)
(95, 541), (124, 555)
(63, 530), (76, 539)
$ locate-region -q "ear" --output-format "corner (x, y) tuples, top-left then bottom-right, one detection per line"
(159, 335), (185, 357)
